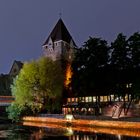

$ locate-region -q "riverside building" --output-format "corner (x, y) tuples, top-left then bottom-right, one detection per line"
(42, 18), (140, 118)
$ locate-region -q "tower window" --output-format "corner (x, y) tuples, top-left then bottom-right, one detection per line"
(55, 42), (57, 46)
(49, 48), (53, 52)
(58, 42), (61, 46)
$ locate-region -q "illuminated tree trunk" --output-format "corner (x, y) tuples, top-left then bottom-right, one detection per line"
(64, 63), (72, 88)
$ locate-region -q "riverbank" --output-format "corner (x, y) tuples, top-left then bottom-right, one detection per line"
(22, 115), (140, 129)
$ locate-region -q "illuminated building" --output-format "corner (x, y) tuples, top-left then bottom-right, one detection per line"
(42, 18), (76, 62)
(0, 61), (22, 114)
(42, 18), (140, 118)
(0, 60), (23, 96)
(42, 18), (75, 93)
(42, 18), (74, 89)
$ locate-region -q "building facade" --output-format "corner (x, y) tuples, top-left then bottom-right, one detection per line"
(9, 60), (23, 78)
(42, 18), (140, 118)
(0, 61), (23, 96)
(42, 18), (76, 62)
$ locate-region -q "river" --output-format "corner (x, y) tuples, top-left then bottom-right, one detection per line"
(0, 123), (140, 140)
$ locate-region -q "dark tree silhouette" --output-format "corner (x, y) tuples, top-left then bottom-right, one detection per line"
(71, 37), (109, 96)
(71, 33), (140, 99)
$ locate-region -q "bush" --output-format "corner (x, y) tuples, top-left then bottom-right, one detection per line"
(6, 103), (23, 122)
(6, 103), (34, 122)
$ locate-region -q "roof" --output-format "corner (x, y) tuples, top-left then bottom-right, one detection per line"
(9, 60), (23, 76)
(14, 60), (23, 69)
(10, 61), (23, 71)
(43, 18), (76, 46)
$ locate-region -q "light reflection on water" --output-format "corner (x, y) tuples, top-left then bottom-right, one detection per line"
(0, 122), (140, 140)
(23, 121), (140, 137)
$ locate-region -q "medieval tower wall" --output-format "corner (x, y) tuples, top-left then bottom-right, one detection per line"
(42, 18), (76, 87)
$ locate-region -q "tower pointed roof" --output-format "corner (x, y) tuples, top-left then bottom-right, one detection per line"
(43, 18), (76, 46)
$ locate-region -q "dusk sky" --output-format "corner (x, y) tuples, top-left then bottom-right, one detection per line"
(0, 0), (140, 73)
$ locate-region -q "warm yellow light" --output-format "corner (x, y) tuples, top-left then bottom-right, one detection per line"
(65, 64), (72, 87)
(23, 117), (140, 137)
(65, 114), (74, 120)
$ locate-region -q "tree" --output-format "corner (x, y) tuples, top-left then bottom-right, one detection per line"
(7, 57), (64, 121)
(111, 33), (129, 69)
(128, 32), (140, 98)
(128, 32), (140, 68)
(6, 103), (29, 122)
(0, 74), (11, 95)
(71, 37), (109, 96)
(110, 33), (131, 97)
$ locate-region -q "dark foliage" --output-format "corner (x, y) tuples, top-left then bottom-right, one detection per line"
(71, 33), (140, 98)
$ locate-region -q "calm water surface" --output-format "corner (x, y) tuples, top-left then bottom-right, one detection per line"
(0, 123), (140, 140)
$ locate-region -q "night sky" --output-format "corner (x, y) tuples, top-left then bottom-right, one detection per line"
(0, 0), (140, 73)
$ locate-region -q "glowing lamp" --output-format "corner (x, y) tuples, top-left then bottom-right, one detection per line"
(65, 114), (74, 120)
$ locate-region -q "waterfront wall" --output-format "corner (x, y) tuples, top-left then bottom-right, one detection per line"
(22, 116), (140, 129)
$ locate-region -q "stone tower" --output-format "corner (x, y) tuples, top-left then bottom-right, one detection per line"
(42, 18), (76, 87)
(42, 18), (76, 62)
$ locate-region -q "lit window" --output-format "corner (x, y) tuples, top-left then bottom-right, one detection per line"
(110, 95), (114, 101)
(126, 83), (132, 88)
(75, 98), (78, 102)
(129, 94), (131, 101)
(81, 97), (85, 102)
(93, 96), (96, 102)
(100, 96), (104, 102)
(129, 83), (132, 88)
(125, 94), (128, 101)
(79, 97), (82, 102)
(67, 98), (71, 103)
(71, 98), (75, 102)
(88, 108), (91, 111)
(114, 96), (119, 101)
(88, 97), (92, 102)
(120, 96), (124, 101)
(126, 84), (129, 88)
(85, 97), (88, 102)
(81, 108), (86, 111)
(104, 96), (108, 102)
